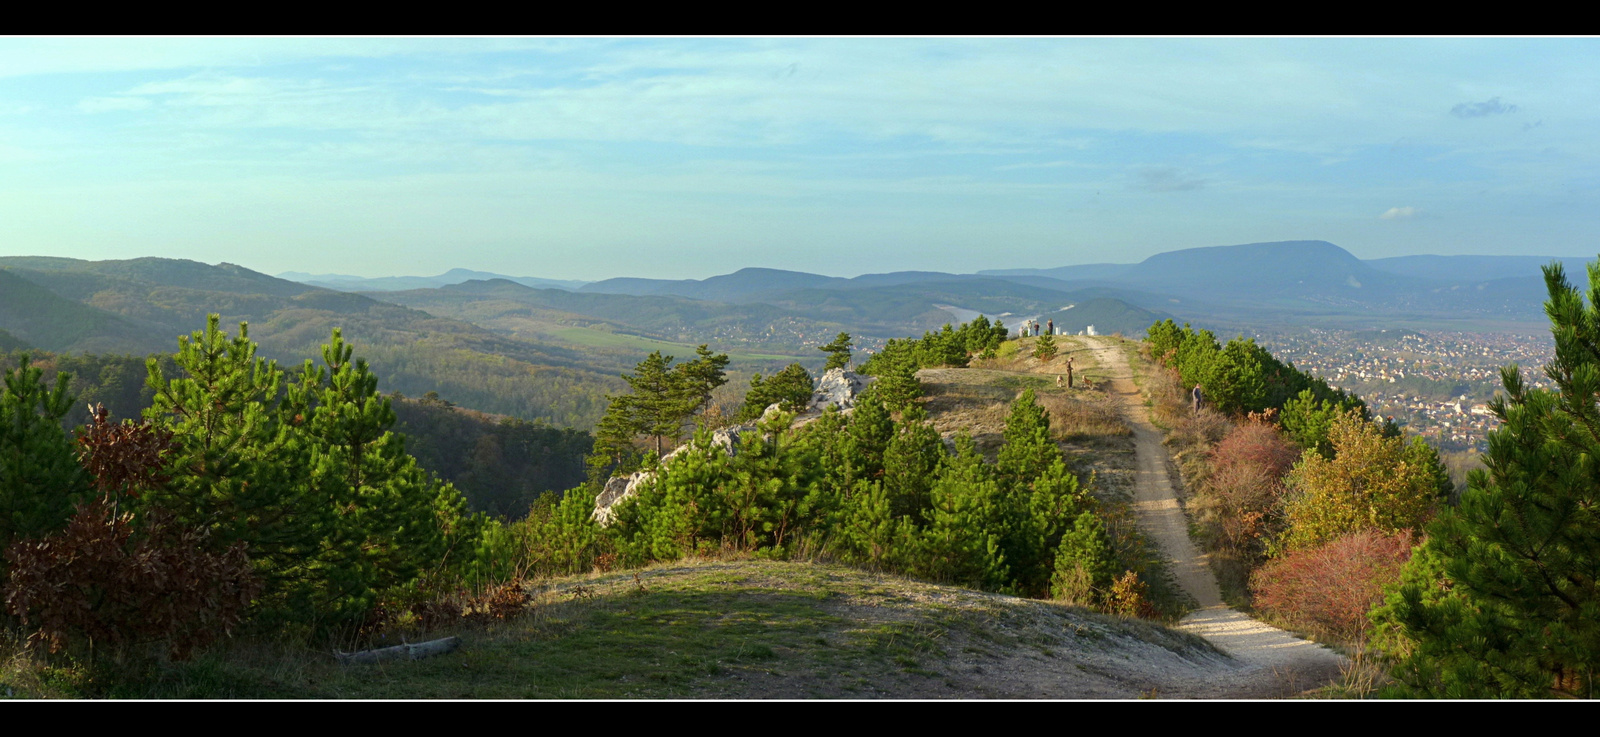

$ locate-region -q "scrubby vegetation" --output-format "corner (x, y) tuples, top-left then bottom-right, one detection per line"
(3, 317), (509, 669)
(1141, 318), (1449, 666)
(858, 317), (1008, 412)
(522, 386), (1176, 619)
(1, 315), (1191, 698)
(1146, 260), (1600, 699)
(0, 350), (593, 523)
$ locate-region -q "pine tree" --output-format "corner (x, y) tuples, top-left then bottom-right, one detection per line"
(846, 393), (894, 477)
(818, 332), (853, 371)
(1032, 333), (1058, 362)
(586, 394), (643, 486)
(142, 316), (317, 603)
(674, 344), (730, 423)
(143, 317), (476, 629)
(1050, 510), (1115, 605)
(0, 355), (86, 567)
(283, 328), (470, 623)
(623, 351), (681, 458)
(996, 389), (1057, 484)
(1374, 261), (1600, 698)
(737, 363), (814, 421)
(919, 434), (1012, 590)
(585, 346), (729, 480)
(866, 350), (921, 412)
(882, 405), (945, 522)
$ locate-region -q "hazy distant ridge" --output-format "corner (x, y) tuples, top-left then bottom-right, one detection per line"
(279, 268), (588, 292)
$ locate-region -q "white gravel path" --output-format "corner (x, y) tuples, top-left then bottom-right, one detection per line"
(1081, 338), (1349, 698)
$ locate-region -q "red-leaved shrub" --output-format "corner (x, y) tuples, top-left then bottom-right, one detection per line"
(3, 496), (260, 659)
(74, 404), (174, 498)
(1199, 422), (1300, 558)
(1210, 421), (1300, 480)
(1249, 529), (1415, 645)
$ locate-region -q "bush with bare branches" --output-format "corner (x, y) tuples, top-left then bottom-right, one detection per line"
(1195, 421), (1300, 559)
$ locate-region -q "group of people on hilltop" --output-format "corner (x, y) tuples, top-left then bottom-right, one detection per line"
(1018, 318), (1057, 338)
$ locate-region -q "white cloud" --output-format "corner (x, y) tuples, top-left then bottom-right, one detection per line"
(1380, 206), (1419, 220)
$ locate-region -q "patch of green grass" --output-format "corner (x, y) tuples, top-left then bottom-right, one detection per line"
(5, 560), (1220, 699)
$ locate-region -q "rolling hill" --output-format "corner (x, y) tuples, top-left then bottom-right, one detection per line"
(0, 258), (625, 429)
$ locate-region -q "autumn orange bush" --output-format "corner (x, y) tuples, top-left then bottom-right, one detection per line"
(1249, 528), (1415, 645)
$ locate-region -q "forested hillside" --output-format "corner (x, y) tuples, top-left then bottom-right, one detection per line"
(0, 349), (592, 520)
(390, 394), (591, 519)
(0, 259), (624, 429)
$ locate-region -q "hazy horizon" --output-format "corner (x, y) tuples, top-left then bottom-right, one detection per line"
(5, 37), (1600, 280)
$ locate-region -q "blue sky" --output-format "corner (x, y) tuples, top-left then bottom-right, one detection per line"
(2, 37), (1598, 281)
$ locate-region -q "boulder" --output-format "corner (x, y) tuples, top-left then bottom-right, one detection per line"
(809, 368), (872, 413)
(593, 370), (873, 526)
(592, 470), (655, 526)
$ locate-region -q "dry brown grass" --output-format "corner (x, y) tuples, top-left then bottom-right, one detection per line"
(1037, 392), (1131, 443)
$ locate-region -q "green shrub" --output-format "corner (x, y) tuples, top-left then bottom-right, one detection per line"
(0, 355), (87, 572)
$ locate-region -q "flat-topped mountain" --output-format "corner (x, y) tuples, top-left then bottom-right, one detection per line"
(581, 267), (848, 303)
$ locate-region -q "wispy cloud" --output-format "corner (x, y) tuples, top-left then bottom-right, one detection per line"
(1134, 166), (1207, 193)
(1451, 97), (1518, 119)
(1380, 206), (1420, 220)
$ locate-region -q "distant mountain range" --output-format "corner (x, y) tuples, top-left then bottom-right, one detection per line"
(278, 268), (589, 292)
(5, 241), (1589, 429)
(976, 242), (1592, 325)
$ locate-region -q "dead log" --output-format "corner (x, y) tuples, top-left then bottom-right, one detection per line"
(334, 636), (461, 665)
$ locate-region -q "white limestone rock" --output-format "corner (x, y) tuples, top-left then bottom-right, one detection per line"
(809, 368), (872, 413)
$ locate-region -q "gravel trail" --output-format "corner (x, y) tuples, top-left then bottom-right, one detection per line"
(1077, 337), (1349, 698)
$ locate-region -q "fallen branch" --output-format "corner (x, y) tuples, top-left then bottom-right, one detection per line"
(334, 636), (461, 665)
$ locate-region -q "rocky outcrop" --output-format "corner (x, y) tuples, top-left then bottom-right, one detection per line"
(809, 368), (872, 414)
(592, 369), (874, 525)
(592, 424), (753, 526)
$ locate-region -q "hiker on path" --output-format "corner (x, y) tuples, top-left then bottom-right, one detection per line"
(1192, 384), (1204, 414)
(1047, 319), (1053, 335)
(1066, 356), (1075, 388)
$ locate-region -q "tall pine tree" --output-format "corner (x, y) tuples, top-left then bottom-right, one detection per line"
(1375, 261), (1600, 698)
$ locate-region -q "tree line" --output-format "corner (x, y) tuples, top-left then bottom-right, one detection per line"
(0, 349), (591, 521)
(1150, 262), (1600, 697)
(1, 316), (521, 655)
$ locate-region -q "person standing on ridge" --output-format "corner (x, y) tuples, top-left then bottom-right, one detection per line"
(1047, 319), (1053, 336)
(1192, 384), (1204, 414)
(1066, 356), (1074, 388)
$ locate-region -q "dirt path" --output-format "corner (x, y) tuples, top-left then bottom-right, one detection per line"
(1076, 337), (1349, 698)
